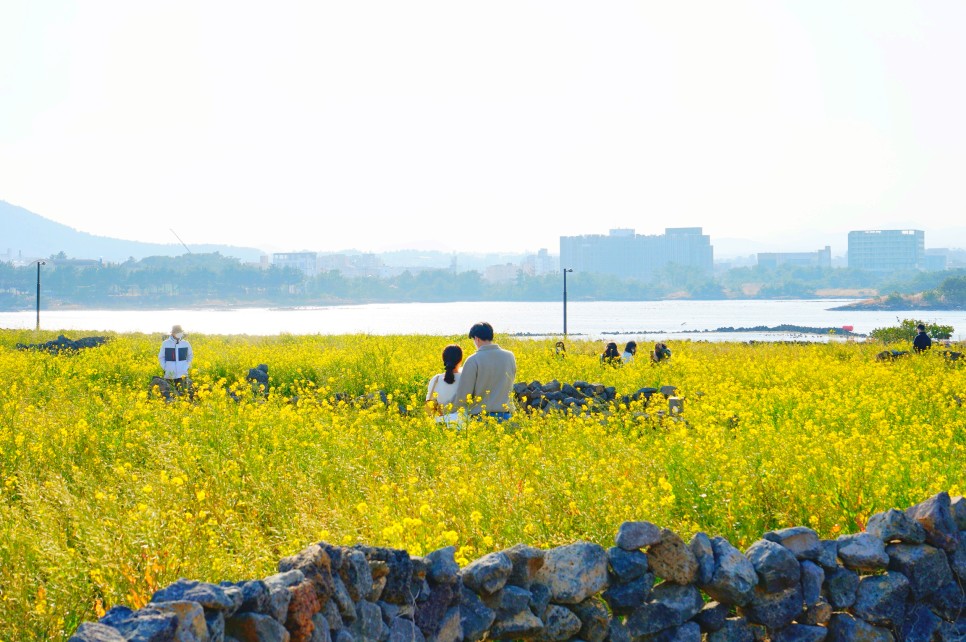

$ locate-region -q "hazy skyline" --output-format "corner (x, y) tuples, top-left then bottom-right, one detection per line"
(3, 1), (966, 257)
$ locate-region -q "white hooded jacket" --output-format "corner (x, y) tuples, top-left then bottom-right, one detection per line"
(158, 336), (193, 379)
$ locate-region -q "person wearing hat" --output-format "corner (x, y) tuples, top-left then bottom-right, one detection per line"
(158, 324), (193, 390)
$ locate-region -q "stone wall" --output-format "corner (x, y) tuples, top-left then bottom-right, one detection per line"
(70, 492), (966, 642)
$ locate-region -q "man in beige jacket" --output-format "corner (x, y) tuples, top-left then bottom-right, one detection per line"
(452, 321), (517, 421)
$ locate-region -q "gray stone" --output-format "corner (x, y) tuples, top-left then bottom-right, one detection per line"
(206, 610), (225, 642)
(532, 541), (608, 604)
(796, 597), (832, 626)
(607, 546), (649, 583)
(886, 543), (953, 600)
(823, 566), (859, 610)
(927, 580), (965, 622)
(230, 580), (270, 615)
(264, 569), (306, 590)
(906, 491), (960, 552)
(741, 584), (803, 630)
(625, 583), (703, 638)
(225, 612), (290, 642)
(689, 533), (715, 585)
(866, 508), (927, 544)
(814, 541), (838, 571)
(707, 618), (756, 642)
(387, 618), (421, 642)
(762, 527), (821, 561)
(340, 548), (374, 602)
(68, 622), (126, 642)
(486, 585), (532, 618)
(311, 613), (332, 642)
(771, 624), (827, 642)
(853, 571), (910, 628)
(334, 629), (356, 642)
(939, 618), (966, 641)
(528, 582), (551, 619)
(430, 607), (460, 642)
(152, 601), (208, 642)
(151, 578), (237, 612)
(602, 573), (654, 615)
(950, 531), (966, 582)
(648, 529), (698, 585)
(825, 613), (892, 642)
(489, 608), (544, 639)
(355, 546), (413, 606)
(836, 533), (889, 571)
(901, 604), (943, 642)
(369, 576), (387, 603)
(694, 601), (729, 633)
(415, 580), (458, 637)
(643, 621), (702, 642)
(332, 575), (357, 623)
(536, 604), (582, 641)
(350, 600), (386, 642)
(503, 544), (545, 588)
(99, 606), (179, 642)
(281, 544), (336, 602)
(745, 539), (800, 593)
(459, 586), (495, 642)
(608, 618), (631, 642)
(426, 547), (460, 586)
(567, 596), (609, 642)
(616, 521), (662, 550)
(461, 552), (513, 596)
(800, 561), (824, 606)
(701, 537), (758, 606)
(952, 495), (966, 529)
(323, 599), (343, 631)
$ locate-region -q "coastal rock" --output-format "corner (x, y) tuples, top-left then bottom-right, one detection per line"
(865, 508), (927, 544)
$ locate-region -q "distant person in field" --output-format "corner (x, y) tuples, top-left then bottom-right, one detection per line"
(913, 324), (932, 353)
(600, 342), (621, 366)
(652, 341), (672, 363)
(426, 344), (463, 424)
(158, 324), (193, 390)
(452, 322), (517, 422)
(622, 341), (637, 364)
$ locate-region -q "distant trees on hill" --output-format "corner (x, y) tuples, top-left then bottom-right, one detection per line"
(1, 253), (965, 310)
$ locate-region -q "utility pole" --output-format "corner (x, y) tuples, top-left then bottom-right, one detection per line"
(36, 260), (46, 330)
(563, 268), (573, 336)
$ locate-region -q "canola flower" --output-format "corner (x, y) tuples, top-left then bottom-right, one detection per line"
(0, 329), (964, 640)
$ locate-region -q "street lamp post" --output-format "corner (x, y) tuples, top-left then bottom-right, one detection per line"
(562, 268), (573, 336)
(36, 260), (46, 330)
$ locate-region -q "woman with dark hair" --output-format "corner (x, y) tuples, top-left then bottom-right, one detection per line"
(600, 342), (621, 366)
(652, 342), (672, 363)
(622, 341), (637, 364)
(426, 344), (463, 423)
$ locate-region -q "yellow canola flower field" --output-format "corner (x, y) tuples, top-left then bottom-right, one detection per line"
(0, 329), (964, 640)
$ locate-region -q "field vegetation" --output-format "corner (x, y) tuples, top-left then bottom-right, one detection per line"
(1, 329), (964, 640)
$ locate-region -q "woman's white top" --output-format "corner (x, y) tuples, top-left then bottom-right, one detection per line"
(622, 351), (634, 363)
(426, 371), (461, 408)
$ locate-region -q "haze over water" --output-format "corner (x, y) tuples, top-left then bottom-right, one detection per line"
(5, 300), (966, 342)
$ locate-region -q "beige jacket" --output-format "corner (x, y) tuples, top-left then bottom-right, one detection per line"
(452, 344), (517, 415)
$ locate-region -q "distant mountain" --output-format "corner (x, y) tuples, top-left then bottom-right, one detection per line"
(1, 200), (265, 262)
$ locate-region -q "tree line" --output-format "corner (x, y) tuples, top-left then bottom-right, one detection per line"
(1, 253), (965, 310)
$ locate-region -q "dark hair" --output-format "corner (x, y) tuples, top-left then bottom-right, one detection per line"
(603, 342), (620, 359)
(917, 323), (926, 332)
(468, 322), (494, 341)
(442, 344), (463, 384)
(624, 341), (637, 355)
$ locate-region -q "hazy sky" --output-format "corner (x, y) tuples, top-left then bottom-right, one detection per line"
(2, 1), (965, 256)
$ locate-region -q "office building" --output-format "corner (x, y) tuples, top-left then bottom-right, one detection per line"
(848, 230), (924, 272)
(559, 227), (712, 280)
(757, 246), (832, 269)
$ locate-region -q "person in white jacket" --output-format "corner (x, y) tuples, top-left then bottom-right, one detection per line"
(158, 324), (193, 389)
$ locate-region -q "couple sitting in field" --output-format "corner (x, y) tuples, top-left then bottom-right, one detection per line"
(425, 322), (517, 424)
(601, 340), (671, 365)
